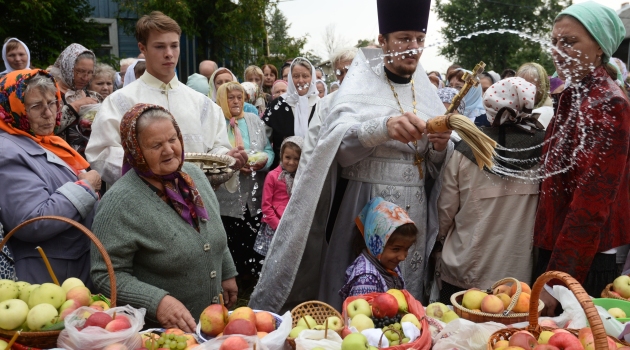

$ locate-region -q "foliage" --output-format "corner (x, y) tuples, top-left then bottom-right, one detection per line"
(265, 5), (307, 69)
(0, 0), (102, 69)
(434, 0), (572, 74)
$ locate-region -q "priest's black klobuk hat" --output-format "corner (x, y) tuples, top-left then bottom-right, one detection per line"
(377, 0), (432, 34)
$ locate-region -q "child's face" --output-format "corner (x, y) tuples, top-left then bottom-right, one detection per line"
(281, 147), (300, 173)
(379, 237), (415, 271)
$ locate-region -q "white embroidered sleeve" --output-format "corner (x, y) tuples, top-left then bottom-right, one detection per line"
(357, 116), (391, 148)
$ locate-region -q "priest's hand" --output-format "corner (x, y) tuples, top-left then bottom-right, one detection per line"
(228, 146), (248, 170)
(386, 112), (427, 144)
(156, 295), (197, 333)
(428, 131), (451, 152)
(222, 278), (238, 309)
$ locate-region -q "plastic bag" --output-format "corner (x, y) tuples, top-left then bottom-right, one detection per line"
(196, 334), (265, 350)
(295, 329), (343, 350)
(432, 318), (505, 350)
(261, 311), (292, 350)
(57, 305), (145, 350)
(78, 103), (101, 133)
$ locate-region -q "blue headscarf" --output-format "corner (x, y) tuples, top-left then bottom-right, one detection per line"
(457, 69), (486, 121)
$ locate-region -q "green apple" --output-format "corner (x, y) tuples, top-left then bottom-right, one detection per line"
(0, 299), (29, 330)
(296, 315), (317, 329)
(341, 333), (369, 350)
(426, 302), (450, 320)
(386, 289), (408, 313)
(289, 326), (306, 338)
(368, 346), (378, 350)
(0, 340), (7, 350)
(28, 283), (66, 309)
(61, 278), (85, 294)
(19, 284), (39, 304)
(347, 298), (372, 318)
(401, 313), (421, 330)
(326, 316), (344, 332)
(26, 303), (58, 330)
(15, 282), (30, 293)
(314, 325), (325, 330)
(538, 330), (554, 344)
(0, 280), (19, 303)
(441, 310), (459, 323)
(349, 314), (374, 332)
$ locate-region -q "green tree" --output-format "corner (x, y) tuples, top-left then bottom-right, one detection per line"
(265, 5), (307, 69)
(0, 0), (101, 69)
(435, 0), (572, 74)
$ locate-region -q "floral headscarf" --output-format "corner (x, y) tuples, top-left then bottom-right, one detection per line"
(216, 82), (245, 148)
(53, 43), (95, 90)
(437, 87), (465, 114)
(120, 103), (209, 229)
(355, 197), (415, 259)
(483, 77), (544, 133)
(0, 69), (89, 174)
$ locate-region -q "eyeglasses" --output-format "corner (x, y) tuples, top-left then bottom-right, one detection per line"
(26, 100), (59, 116)
(75, 69), (94, 78)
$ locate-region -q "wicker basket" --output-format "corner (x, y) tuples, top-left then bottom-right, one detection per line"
(601, 282), (628, 301)
(486, 271), (609, 350)
(286, 301), (343, 349)
(451, 277), (544, 325)
(0, 216), (117, 349)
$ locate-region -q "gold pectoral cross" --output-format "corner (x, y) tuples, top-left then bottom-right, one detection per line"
(414, 155), (424, 178)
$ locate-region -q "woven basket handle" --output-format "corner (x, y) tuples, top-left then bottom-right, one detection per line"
(529, 271), (606, 350)
(1, 216), (117, 307)
(489, 277), (522, 316)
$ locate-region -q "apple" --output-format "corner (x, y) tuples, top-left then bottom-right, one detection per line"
(0, 340), (7, 350)
(66, 286), (91, 307)
(577, 327), (595, 350)
(296, 315), (317, 329)
(257, 331), (268, 339)
(538, 331), (555, 344)
(0, 298), (29, 330)
(613, 275), (630, 298)
(58, 299), (82, 320)
(228, 307), (256, 324)
(441, 310), (459, 323)
(105, 314), (131, 332)
(342, 333), (369, 350)
(347, 299), (372, 318)
(349, 313), (374, 332)
(426, 302), (450, 319)
(254, 311), (276, 333)
(512, 293), (530, 313)
(90, 300), (110, 311)
(401, 313), (421, 330)
(103, 344), (129, 350)
(481, 294), (505, 314)
(289, 326), (306, 338)
(493, 340), (509, 349)
(608, 307), (627, 318)
(15, 281), (30, 293)
(84, 312), (113, 328)
(539, 320), (558, 329)
(533, 346), (560, 350)
(462, 290), (488, 310)
(61, 278), (85, 294)
(510, 282), (532, 296)
(509, 331), (538, 349)
(371, 293), (398, 318)
(220, 337), (249, 350)
(0, 280), (18, 303)
(548, 332), (583, 350)
(326, 316), (344, 332)
(493, 284), (512, 296)
(200, 304), (229, 336)
(223, 318), (257, 336)
(386, 289), (408, 313)
(26, 303), (58, 330)
(18, 284), (38, 304)
(28, 283), (66, 309)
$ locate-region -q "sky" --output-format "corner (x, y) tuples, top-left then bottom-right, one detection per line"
(277, 0), (629, 74)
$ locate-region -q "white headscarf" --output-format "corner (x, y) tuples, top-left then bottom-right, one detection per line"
(283, 57), (320, 137)
(208, 67), (238, 102)
(123, 59), (145, 87)
(315, 79), (328, 97)
(1, 38), (31, 75)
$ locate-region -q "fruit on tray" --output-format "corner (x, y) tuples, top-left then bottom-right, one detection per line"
(425, 302), (459, 323)
(200, 303), (229, 336)
(220, 336), (249, 350)
(386, 289), (408, 313)
(608, 307), (627, 319)
(342, 333), (369, 350)
(143, 331), (198, 350)
(255, 311), (276, 333)
(200, 306), (279, 339)
(613, 275), (630, 299)
(481, 295), (504, 314)
(347, 298), (372, 318)
(371, 293), (399, 318)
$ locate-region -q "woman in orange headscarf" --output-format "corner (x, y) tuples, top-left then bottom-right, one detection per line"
(0, 69), (101, 285)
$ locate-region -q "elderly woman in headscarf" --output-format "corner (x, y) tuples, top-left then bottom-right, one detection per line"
(535, 2), (630, 315)
(1, 38), (30, 77)
(0, 69), (101, 285)
(263, 57), (320, 168)
(516, 62), (554, 128)
(49, 44), (102, 155)
(435, 77), (545, 303)
(214, 82), (273, 290)
(90, 103), (237, 332)
(208, 67), (258, 115)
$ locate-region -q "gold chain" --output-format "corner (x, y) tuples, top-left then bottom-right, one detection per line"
(386, 77), (424, 178)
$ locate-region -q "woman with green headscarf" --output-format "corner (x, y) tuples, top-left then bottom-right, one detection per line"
(534, 1), (630, 316)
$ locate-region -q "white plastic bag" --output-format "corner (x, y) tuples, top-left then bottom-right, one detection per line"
(57, 305), (145, 350)
(261, 311), (292, 350)
(295, 329), (343, 350)
(197, 334), (265, 350)
(432, 318), (505, 350)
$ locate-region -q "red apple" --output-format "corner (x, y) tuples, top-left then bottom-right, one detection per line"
(220, 337), (249, 350)
(200, 304), (229, 336)
(539, 320), (558, 329)
(223, 319), (257, 336)
(509, 331), (538, 349)
(548, 333), (583, 350)
(105, 314), (131, 332)
(228, 307), (256, 324)
(371, 293), (399, 318)
(533, 345), (560, 350)
(341, 327), (352, 339)
(164, 328), (185, 335)
(84, 312), (113, 329)
(254, 311), (276, 333)
(66, 286), (92, 307)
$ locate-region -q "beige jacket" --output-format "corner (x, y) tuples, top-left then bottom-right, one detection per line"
(436, 151), (538, 289)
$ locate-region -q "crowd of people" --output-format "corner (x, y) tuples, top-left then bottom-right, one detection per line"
(0, 0), (629, 332)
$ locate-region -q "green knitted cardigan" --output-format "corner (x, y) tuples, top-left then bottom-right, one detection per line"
(90, 162), (237, 324)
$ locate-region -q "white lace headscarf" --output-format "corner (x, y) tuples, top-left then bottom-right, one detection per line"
(282, 57), (320, 137)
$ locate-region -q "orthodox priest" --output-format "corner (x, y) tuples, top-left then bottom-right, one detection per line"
(249, 0), (453, 312)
